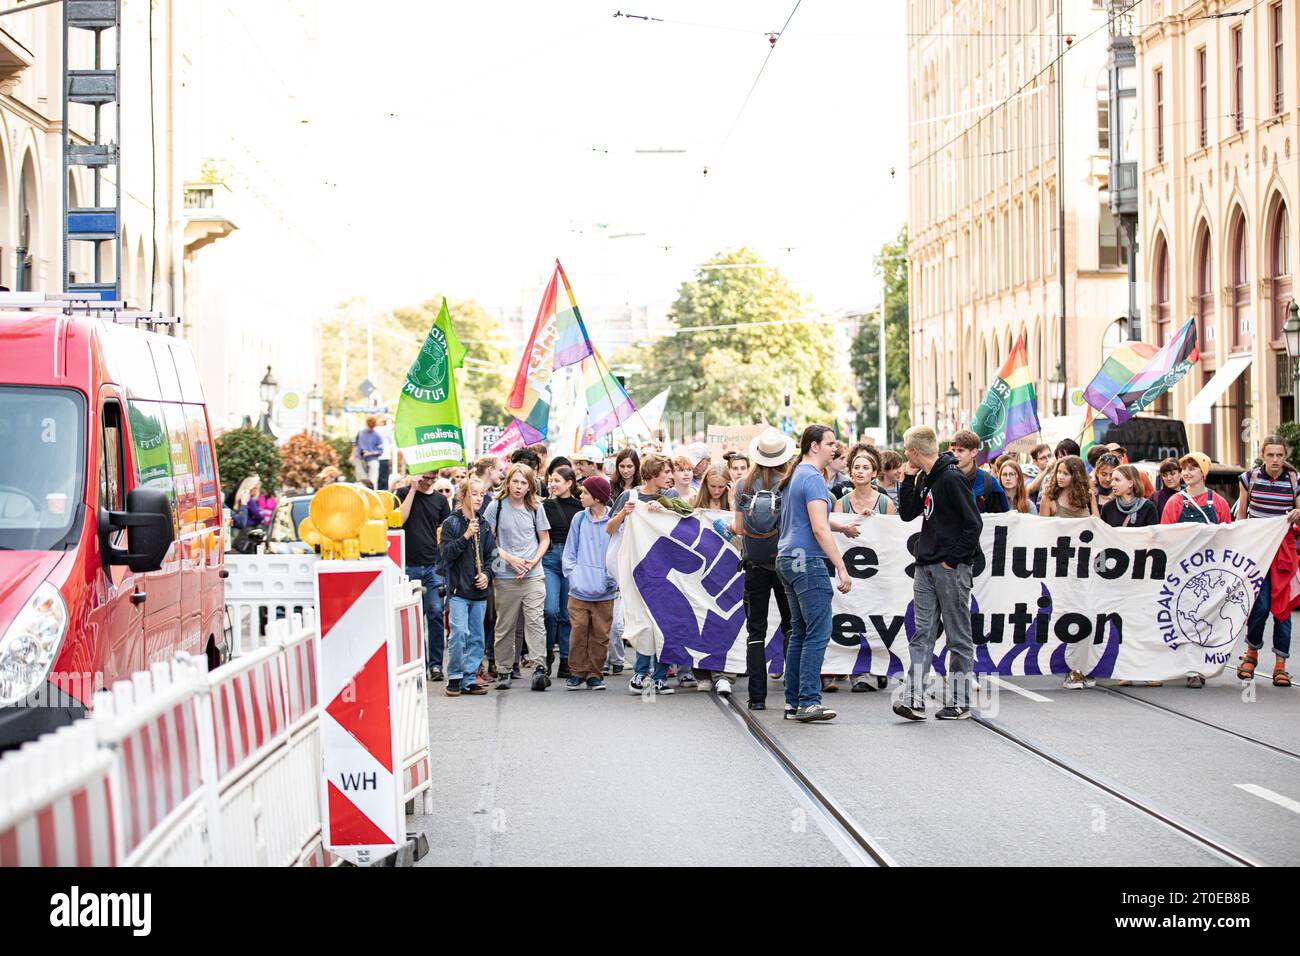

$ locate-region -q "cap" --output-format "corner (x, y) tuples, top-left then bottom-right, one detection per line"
(576, 444), (605, 465)
(681, 442), (710, 467)
(581, 475), (612, 504)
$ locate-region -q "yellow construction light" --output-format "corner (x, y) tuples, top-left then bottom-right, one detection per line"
(307, 483), (390, 560)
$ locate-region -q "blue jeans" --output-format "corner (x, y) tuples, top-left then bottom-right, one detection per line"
(777, 556), (834, 709)
(542, 550), (571, 661)
(634, 652), (669, 681)
(448, 597), (487, 685)
(407, 565), (445, 669)
(1247, 583), (1292, 659)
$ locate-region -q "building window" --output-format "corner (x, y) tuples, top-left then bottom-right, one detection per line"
(1196, 227), (1215, 357)
(1154, 235), (1170, 345)
(1097, 71), (1109, 151)
(1154, 67), (1164, 163)
(1232, 26), (1244, 131)
(1269, 199), (1292, 342)
(1231, 210), (1251, 350)
(1197, 46), (1207, 148)
(1099, 194), (1126, 269)
(1272, 2), (1285, 115)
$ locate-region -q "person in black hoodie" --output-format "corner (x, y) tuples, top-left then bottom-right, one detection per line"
(895, 424), (983, 721)
(439, 476), (497, 696)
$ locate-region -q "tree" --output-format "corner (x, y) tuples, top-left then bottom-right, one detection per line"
(327, 437), (357, 481)
(635, 248), (847, 427)
(215, 426), (281, 497)
(279, 432), (340, 493)
(850, 224), (911, 441)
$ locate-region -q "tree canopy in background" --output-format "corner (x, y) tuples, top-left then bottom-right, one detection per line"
(215, 426), (281, 497)
(632, 248), (846, 426)
(850, 224), (910, 439)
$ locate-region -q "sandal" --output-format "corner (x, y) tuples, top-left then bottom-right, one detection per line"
(1237, 647), (1258, 682)
(1186, 674), (1206, 688)
(1274, 662), (1292, 688)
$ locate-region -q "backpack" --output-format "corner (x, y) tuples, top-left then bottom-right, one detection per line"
(739, 478), (781, 539)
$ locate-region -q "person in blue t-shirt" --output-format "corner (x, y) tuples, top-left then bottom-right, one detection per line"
(949, 430), (1010, 514)
(775, 424), (860, 723)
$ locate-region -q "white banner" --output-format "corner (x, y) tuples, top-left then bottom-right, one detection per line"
(616, 508), (1291, 682)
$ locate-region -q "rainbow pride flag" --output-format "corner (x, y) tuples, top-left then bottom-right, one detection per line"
(1108, 318), (1199, 424)
(970, 334), (1040, 463)
(504, 260), (595, 442)
(579, 347), (638, 441)
(1077, 405), (1110, 458)
(1083, 340), (1159, 422)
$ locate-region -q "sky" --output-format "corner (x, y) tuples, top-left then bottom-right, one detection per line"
(295, 0), (909, 319)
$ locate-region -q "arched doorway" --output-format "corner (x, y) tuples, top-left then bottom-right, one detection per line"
(1266, 194), (1292, 423)
(1151, 232), (1171, 414)
(17, 151), (39, 292)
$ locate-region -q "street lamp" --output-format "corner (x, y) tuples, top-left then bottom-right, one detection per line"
(1049, 362), (1066, 416)
(258, 365), (278, 435)
(946, 381), (959, 432)
(887, 395), (900, 446)
(1284, 300), (1300, 401)
(308, 383), (323, 438)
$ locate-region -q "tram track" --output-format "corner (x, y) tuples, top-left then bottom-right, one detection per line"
(709, 693), (898, 867)
(1091, 684), (1300, 762)
(969, 712), (1264, 867)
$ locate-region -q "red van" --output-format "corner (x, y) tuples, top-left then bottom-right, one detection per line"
(0, 309), (226, 748)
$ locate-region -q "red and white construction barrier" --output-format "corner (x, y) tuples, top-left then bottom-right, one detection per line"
(0, 558), (432, 866)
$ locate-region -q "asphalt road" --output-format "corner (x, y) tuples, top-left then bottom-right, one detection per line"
(411, 632), (1300, 866)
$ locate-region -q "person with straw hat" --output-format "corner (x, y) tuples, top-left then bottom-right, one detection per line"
(733, 427), (797, 710)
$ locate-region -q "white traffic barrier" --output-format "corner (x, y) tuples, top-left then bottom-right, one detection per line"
(224, 553), (319, 656)
(0, 585), (429, 866)
(93, 659), (211, 867)
(393, 576), (433, 813)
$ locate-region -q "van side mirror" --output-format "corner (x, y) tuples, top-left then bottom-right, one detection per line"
(103, 488), (175, 573)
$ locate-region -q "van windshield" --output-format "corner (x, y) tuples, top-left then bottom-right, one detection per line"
(0, 386), (86, 551)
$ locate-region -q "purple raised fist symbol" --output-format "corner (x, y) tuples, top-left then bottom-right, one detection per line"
(631, 516), (746, 670)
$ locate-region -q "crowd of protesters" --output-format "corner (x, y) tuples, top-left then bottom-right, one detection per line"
(302, 422), (1300, 722)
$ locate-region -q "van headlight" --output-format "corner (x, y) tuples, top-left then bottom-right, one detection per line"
(0, 583), (68, 705)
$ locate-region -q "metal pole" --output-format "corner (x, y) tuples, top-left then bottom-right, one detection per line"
(877, 259), (886, 437)
(1056, 0), (1068, 416)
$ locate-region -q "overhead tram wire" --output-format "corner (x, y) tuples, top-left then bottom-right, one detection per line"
(908, 0), (1146, 179)
(716, 0), (805, 153)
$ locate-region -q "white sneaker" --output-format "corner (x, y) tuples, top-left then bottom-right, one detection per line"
(1062, 671), (1095, 689)
(715, 676), (734, 697)
(697, 679), (713, 692)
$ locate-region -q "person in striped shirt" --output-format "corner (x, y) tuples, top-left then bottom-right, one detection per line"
(1236, 436), (1300, 687)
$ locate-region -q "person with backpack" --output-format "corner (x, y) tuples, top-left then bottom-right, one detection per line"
(439, 476), (496, 697)
(562, 476), (618, 690)
(732, 429), (796, 709)
(396, 472), (452, 682)
(1236, 436), (1300, 688)
(948, 429), (1010, 513)
(542, 465), (582, 679)
(482, 463), (552, 691)
(1160, 452), (1232, 688)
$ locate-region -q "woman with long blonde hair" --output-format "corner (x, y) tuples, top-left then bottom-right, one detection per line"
(692, 463), (733, 511)
(482, 463), (552, 690)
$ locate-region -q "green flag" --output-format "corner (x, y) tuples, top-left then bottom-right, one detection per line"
(395, 298), (468, 475)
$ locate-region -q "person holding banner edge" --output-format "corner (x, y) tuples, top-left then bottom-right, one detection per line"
(775, 424), (860, 723)
(896, 424), (983, 721)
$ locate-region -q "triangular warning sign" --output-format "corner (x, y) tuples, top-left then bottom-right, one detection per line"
(327, 780), (393, 846)
(325, 645), (393, 771)
(318, 569), (382, 640)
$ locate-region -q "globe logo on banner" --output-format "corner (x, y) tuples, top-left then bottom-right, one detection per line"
(407, 327), (450, 403)
(1173, 568), (1252, 649)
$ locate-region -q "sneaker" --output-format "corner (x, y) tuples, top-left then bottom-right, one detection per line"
(652, 679), (675, 696)
(935, 706), (971, 720)
(496, 674), (512, 690)
(462, 683), (487, 696)
(892, 700), (926, 721)
(796, 704), (836, 722)
(511, 664), (522, 680)
(557, 659), (571, 679)
(821, 676), (841, 693)
(851, 678), (876, 693)
(1186, 674), (1206, 688)
(444, 679), (461, 697)
(531, 667), (549, 691)
(612, 665), (624, 675)
(1062, 671), (1090, 689)
(697, 679), (713, 692)
(783, 705), (798, 720)
(565, 676), (583, 690)
(678, 672), (697, 688)
(768, 670), (783, 681)
(602, 664), (612, 676)
(715, 676), (734, 697)
(747, 700), (766, 711)
(428, 665), (444, 682)
(587, 676), (606, 691)
(627, 674), (648, 695)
